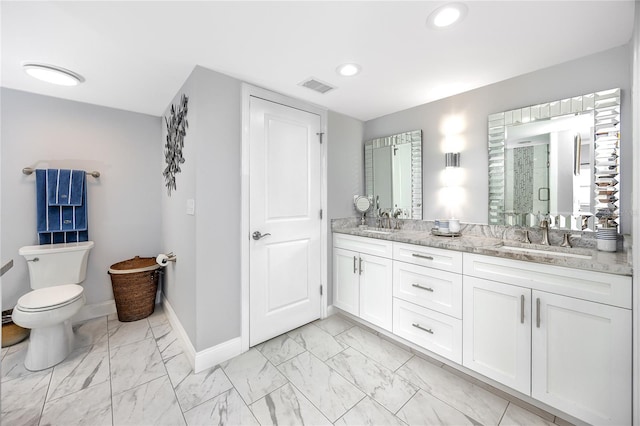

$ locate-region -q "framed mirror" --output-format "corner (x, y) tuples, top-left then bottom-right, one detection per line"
(488, 88), (620, 232)
(364, 130), (422, 219)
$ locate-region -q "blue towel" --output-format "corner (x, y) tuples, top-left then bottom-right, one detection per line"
(47, 169), (85, 206)
(36, 169), (88, 244)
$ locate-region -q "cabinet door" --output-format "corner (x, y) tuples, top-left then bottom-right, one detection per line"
(532, 291), (631, 426)
(333, 247), (360, 316)
(359, 253), (393, 331)
(463, 276), (531, 395)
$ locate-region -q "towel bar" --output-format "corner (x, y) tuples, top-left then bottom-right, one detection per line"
(22, 167), (100, 178)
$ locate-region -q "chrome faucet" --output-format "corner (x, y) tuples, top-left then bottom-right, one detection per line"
(539, 219), (550, 245)
(378, 211), (391, 229)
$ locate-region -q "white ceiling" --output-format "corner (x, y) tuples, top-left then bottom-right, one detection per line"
(1, 1), (635, 121)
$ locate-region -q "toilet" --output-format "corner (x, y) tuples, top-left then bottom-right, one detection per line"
(12, 241), (94, 371)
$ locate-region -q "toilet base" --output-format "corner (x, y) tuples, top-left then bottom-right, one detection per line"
(24, 319), (74, 371)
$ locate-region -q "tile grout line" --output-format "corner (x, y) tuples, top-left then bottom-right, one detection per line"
(107, 315), (115, 426)
(498, 401), (510, 425)
(275, 349), (358, 424)
(36, 366), (55, 425)
(151, 316), (189, 426)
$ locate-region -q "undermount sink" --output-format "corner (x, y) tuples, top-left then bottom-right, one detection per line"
(496, 243), (593, 260)
(361, 229), (393, 235)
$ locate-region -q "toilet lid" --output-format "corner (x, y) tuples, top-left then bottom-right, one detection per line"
(17, 284), (84, 312)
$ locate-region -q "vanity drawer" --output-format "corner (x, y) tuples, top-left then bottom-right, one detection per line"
(393, 242), (462, 273)
(333, 233), (393, 258)
(393, 298), (462, 363)
(463, 253), (632, 308)
(393, 261), (462, 318)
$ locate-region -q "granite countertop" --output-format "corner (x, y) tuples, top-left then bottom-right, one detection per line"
(333, 223), (632, 277)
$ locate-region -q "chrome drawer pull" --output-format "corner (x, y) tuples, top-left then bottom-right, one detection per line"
(412, 323), (434, 334)
(412, 283), (434, 292)
(536, 298), (541, 328)
(412, 253), (434, 260)
(359, 257), (363, 275)
(353, 256), (357, 274)
(520, 295), (525, 324)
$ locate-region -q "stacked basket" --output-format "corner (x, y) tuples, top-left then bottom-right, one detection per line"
(596, 227), (618, 252)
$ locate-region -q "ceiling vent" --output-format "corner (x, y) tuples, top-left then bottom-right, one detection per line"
(299, 77), (335, 94)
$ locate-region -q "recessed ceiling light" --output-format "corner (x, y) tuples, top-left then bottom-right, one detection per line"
(427, 3), (468, 29)
(22, 62), (85, 86)
(336, 63), (361, 77)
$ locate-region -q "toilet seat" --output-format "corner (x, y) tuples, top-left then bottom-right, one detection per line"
(16, 284), (84, 312)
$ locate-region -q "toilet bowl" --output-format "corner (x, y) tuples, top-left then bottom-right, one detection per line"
(12, 241), (94, 371)
(12, 285), (86, 370)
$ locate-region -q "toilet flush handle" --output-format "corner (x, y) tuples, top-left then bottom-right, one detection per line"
(27, 257), (39, 262)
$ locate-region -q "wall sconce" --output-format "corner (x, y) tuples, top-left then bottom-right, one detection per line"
(445, 152), (460, 168)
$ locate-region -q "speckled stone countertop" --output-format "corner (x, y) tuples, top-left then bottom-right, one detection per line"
(332, 218), (632, 276)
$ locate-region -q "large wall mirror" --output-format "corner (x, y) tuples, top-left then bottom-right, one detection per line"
(488, 88), (620, 232)
(364, 130), (422, 219)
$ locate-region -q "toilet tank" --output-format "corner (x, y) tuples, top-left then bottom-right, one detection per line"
(19, 241), (94, 289)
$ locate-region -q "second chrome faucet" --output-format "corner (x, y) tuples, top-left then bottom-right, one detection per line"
(539, 219), (550, 245)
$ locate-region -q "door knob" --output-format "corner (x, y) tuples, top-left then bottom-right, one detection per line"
(252, 231), (271, 240)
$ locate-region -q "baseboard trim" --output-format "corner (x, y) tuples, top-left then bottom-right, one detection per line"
(194, 337), (242, 373)
(326, 304), (336, 317)
(73, 300), (116, 324)
(162, 297), (197, 370)
(162, 296), (243, 373)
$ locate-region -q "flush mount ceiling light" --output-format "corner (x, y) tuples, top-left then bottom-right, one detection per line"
(22, 62), (85, 86)
(336, 63), (361, 77)
(427, 3), (468, 29)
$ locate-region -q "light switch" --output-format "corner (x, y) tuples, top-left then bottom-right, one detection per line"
(186, 198), (195, 215)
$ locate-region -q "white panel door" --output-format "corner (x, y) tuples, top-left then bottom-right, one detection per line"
(359, 253), (393, 331)
(532, 291), (632, 426)
(462, 276), (531, 395)
(249, 96), (322, 346)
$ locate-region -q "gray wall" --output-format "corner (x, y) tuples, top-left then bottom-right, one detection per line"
(1, 88), (162, 310)
(161, 66), (242, 351)
(364, 45), (632, 233)
(327, 111), (364, 304)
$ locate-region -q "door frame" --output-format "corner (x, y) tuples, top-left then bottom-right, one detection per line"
(240, 83), (328, 352)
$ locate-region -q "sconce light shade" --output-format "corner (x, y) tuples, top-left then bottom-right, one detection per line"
(445, 152), (460, 168)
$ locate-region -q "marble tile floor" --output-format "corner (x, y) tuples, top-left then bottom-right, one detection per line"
(0, 308), (575, 426)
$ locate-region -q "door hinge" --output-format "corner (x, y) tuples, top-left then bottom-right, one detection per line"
(320, 209), (323, 219)
(320, 285), (323, 296)
(316, 132), (324, 144)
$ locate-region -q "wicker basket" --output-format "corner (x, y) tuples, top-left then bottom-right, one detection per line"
(108, 256), (160, 322)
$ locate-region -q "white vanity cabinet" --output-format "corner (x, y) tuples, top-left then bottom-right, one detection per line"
(463, 253), (632, 426)
(333, 234), (393, 331)
(462, 276), (531, 395)
(531, 291), (631, 426)
(392, 242), (463, 362)
(332, 232), (632, 425)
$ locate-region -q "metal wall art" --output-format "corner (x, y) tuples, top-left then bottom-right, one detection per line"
(164, 94), (189, 195)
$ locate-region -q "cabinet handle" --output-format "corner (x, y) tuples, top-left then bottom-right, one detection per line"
(412, 323), (434, 334)
(359, 257), (363, 275)
(520, 295), (525, 324)
(412, 283), (434, 292)
(536, 297), (541, 328)
(412, 253), (434, 260)
(353, 256), (357, 274)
